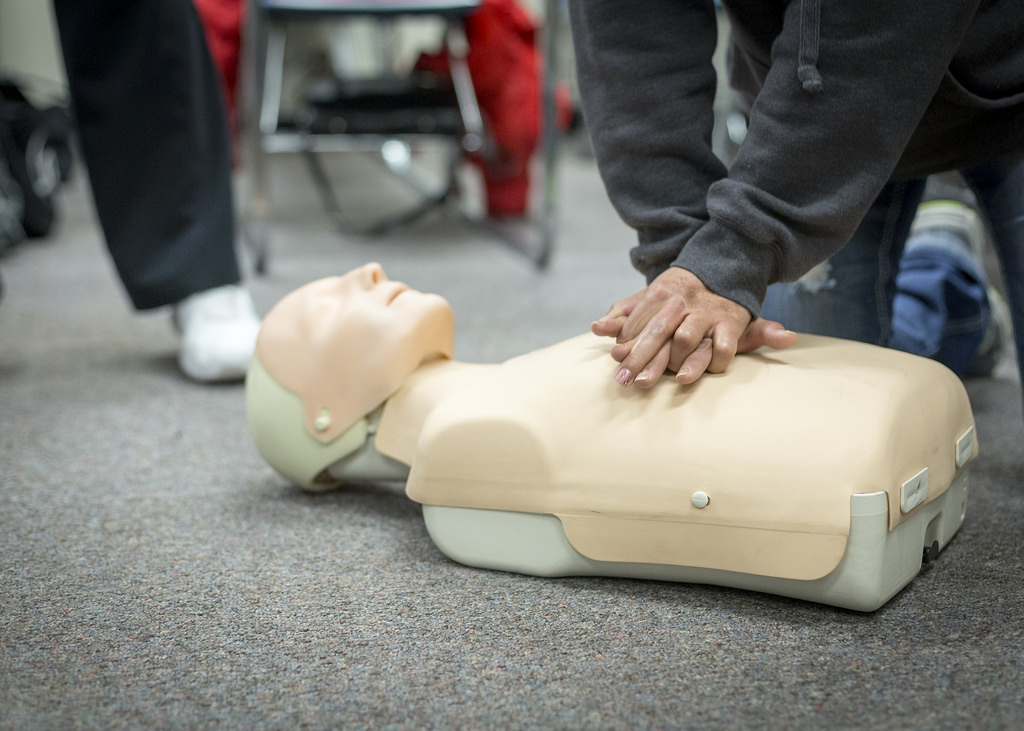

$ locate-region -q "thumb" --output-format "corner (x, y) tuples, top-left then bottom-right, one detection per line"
(737, 318), (798, 353)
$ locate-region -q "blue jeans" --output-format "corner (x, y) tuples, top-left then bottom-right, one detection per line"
(888, 228), (989, 376)
(962, 155), (1024, 389)
(761, 154), (1024, 404)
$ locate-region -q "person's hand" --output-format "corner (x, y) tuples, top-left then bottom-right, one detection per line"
(592, 267), (797, 388)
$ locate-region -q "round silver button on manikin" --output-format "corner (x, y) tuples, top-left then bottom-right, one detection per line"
(691, 491), (710, 509)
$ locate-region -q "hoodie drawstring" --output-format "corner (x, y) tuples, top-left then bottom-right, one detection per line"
(797, 0), (823, 93)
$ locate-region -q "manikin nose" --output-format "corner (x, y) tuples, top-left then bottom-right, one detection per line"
(359, 262), (387, 288)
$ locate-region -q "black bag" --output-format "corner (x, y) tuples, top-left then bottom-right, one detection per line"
(0, 78), (73, 241)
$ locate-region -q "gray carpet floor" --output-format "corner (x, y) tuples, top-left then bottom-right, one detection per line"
(2, 147), (1023, 730)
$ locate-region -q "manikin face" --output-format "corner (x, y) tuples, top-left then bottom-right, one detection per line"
(255, 263), (455, 443)
(299, 263), (452, 360)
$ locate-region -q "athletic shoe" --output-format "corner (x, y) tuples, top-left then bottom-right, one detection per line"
(909, 200), (987, 260)
(173, 284), (261, 383)
(910, 200), (1007, 377)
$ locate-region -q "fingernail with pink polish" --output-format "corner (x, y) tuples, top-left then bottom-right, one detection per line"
(615, 367), (633, 386)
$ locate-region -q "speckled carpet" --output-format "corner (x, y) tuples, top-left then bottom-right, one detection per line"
(2, 148), (1022, 730)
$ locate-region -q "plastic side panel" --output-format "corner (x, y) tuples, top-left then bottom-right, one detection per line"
(420, 471), (969, 612)
(557, 515), (848, 581)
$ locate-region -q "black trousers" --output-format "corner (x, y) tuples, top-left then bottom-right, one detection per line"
(53, 0), (239, 310)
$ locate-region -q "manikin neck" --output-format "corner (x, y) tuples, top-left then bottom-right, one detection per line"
(326, 358), (496, 482)
(376, 358), (497, 465)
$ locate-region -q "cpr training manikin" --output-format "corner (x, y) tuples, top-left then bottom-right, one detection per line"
(246, 263), (977, 611)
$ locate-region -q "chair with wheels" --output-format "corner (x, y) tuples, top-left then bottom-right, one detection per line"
(242, 0), (562, 273)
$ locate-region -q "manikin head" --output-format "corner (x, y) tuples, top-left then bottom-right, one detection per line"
(246, 263), (455, 489)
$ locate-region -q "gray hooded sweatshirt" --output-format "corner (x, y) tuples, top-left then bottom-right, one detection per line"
(568, 0), (1024, 315)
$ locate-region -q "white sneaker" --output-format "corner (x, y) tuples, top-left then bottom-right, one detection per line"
(909, 200), (987, 260)
(172, 284), (261, 383)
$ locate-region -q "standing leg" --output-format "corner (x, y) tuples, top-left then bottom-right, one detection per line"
(52, 0), (259, 382)
(963, 154), (1024, 400)
(52, 0), (239, 310)
(761, 179), (926, 345)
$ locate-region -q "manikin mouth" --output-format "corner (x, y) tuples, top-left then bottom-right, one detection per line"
(386, 284), (409, 304)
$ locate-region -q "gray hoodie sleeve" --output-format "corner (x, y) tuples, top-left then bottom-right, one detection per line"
(568, 0), (978, 316)
(568, 0), (728, 281)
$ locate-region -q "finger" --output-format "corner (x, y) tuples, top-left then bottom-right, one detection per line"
(610, 339), (633, 363)
(675, 338), (713, 385)
(667, 320), (708, 373)
(617, 293), (666, 342)
(634, 342), (671, 389)
(737, 318), (799, 353)
(615, 307), (685, 386)
(592, 292), (642, 337)
(707, 324), (743, 374)
(592, 314), (628, 338)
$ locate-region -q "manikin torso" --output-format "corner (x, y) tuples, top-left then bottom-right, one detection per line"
(342, 333), (971, 557)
